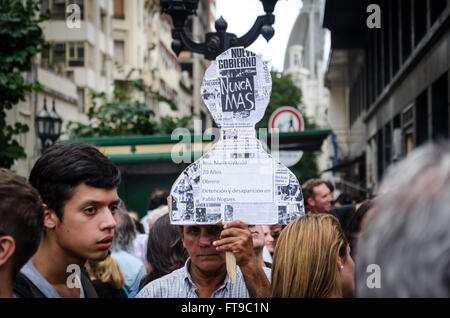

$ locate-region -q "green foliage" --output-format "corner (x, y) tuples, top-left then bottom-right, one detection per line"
(158, 114), (195, 134)
(66, 68), (193, 139)
(258, 70), (319, 182)
(0, 0), (49, 168)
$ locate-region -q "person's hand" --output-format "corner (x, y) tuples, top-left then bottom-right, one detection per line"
(213, 220), (256, 267)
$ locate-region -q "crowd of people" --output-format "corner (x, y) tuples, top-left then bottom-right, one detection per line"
(0, 140), (449, 298)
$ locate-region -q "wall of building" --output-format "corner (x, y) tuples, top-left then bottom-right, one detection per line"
(324, 0), (450, 194)
(6, 66), (80, 177)
(284, 0), (333, 176)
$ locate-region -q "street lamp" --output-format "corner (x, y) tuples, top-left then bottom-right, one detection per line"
(160, 0), (281, 60)
(35, 98), (62, 150)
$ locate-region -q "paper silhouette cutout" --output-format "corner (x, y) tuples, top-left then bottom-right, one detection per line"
(169, 47), (305, 225)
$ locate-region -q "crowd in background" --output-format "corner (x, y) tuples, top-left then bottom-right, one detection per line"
(0, 141), (449, 298)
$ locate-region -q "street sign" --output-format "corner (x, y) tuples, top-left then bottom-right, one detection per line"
(268, 106), (305, 167)
(269, 106), (305, 132)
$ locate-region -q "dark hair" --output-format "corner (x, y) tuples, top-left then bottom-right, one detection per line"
(345, 200), (373, 257)
(0, 169), (44, 277)
(29, 142), (121, 220)
(335, 193), (354, 205)
(147, 189), (170, 210)
(139, 214), (188, 290)
(133, 218), (145, 234)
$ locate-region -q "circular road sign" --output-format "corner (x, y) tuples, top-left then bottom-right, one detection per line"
(269, 106), (305, 133)
(268, 106), (305, 167)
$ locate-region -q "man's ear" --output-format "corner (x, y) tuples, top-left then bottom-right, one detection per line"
(0, 236), (16, 267)
(307, 196), (315, 207)
(43, 204), (59, 230)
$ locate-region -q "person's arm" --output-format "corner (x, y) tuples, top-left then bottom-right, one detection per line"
(213, 220), (271, 298)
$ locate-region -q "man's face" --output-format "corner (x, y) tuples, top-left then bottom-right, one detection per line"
(53, 183), (119, 262)
(182, 225), (225, 273)
(308, 183), (333, 213)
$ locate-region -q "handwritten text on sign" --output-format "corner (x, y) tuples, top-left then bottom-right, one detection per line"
(220, 77), (255, 112)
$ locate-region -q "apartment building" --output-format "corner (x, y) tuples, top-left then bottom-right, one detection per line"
(41, 0), (115, 112)
(178, 0), (216, 131)
(111, 0), (212, 126)
(5, 0), (112, 176)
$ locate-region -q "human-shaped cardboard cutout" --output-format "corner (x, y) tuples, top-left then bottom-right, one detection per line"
(169, 47), (305, 225)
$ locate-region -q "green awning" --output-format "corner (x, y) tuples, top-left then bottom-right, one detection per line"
(66, 130), (331, 164)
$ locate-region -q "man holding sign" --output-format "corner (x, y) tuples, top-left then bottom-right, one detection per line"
(138, 47), (304, 298)
(136, 221), (270, 298)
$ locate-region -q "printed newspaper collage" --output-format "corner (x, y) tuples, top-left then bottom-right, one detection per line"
(170, 48), (305, 225)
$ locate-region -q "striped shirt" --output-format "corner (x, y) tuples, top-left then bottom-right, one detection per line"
(136, 258), (271, 298)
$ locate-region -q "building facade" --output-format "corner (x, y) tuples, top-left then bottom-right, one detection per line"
(324, 0), (450, 196)
(41, 0), (115, 111)
(283, 0), (334, 183)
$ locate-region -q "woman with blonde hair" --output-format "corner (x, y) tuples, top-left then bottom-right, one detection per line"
(86, 256), (128, 298)
(271, 214), (354, 298)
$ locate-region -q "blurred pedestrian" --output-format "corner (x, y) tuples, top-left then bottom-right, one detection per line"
(334, 193), (354, 207)
(125, 202), (150, 272)
(14, 143), (120, 298)
(262, 225), (276, 257)
(0, 169), (44, 298)
(356, 142), (450, 297)
(344, 200), (373, 258)
(111, 209), (146, 298)
(141, 189), (170, 233)
(261, 225), (274, 265)
(302, 179), (333, 214)
(249, 225), (271, 268)
(86, 256), (127, 298)
(271, 214), (354, 298)
(139, 213), (188, 290)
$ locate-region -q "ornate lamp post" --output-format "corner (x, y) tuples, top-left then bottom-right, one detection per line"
(160, 0), (281, 60)
(35, 98), (62, 151)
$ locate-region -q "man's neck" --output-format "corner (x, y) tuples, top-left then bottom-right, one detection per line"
(0, 286), (12, 298)
(189, 262), (227, 298)
(308, 207), (322, 215)
(0, 271), (13, 298)
(31, 237), (84, 285)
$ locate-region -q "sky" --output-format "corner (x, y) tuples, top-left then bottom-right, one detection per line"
(215, 0), (304, 72)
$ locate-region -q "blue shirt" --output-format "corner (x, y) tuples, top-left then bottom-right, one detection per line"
(136, 258), (271, 298)
(111, 250), (147, 298)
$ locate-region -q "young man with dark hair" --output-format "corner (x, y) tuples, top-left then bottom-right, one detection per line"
(0, 169), (44, 298)
(13, 142), (121, 298)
